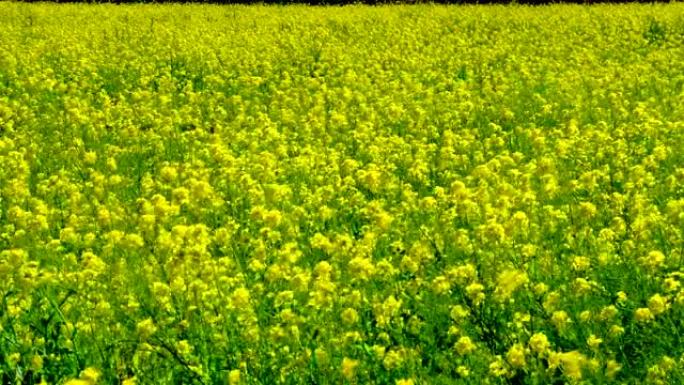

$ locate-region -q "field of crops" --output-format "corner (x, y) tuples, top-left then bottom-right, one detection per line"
(1, 3), (684, 384)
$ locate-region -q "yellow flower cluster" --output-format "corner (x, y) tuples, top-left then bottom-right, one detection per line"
(0, 2), (683, 384)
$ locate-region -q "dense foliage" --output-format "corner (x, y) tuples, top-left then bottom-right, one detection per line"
(1, 3), (684, 385)
(8, 0), (683, 5)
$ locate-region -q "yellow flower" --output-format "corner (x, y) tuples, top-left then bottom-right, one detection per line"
(676, 291), (684, 307)
(160, 165), (178, 182)
(494, 269), (528, 301)
(616, 291), (628, 304)
(450, 305), (469, 322)
(533, 283), (548, 296)
(549, 351), (586, 380)
(489, 355), (508, 377)
(395, 379), (414, 385)
(448, 263), (478, 285)
(382, 348), (404, 370)
(232, 287), (251, 309)
(176, 340), (192, 356)
(578, 201), (597, 218)
(80, 367), (100, 383)
(83, 151), (97, 165)
(648, 294), (669, 315)
(543, 291), (561, 312)
(136, 318), (158, 340)
(64, 380), (91, 385)
(454, 336), (476, 356)
(341, 357), (359, 381)
(31, 354), (43, 371)
(663, 278), (680, 292)
(8, 352), (20, 366)
(640, 250), (666, 270)
(341, 308), (359, 325)
(571, 256), (591, 272)
(606, 360), (622, 379)
(577, 310), (591, 324)
(456, 365), (470, 377)
(574, 278), (594, 296)
(634, 307), (654, 323)
(465, 283), (485, 305)
(529, 332), (550, 355)
(587, 334), (603, 350)
(432, 275), (451, 294)
(609, 324), (625, 338)
(599, 305), (619, 321)
(348, 257), (375, 281)
(228, 369), (241, 385)
(506, 343), (526, 368)
(551, 310), (571, 331)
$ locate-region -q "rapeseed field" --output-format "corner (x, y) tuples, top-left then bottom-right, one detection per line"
(0, 3), (683, 384)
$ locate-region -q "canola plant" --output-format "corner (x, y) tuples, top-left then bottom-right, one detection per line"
(0, 3), (683, 384)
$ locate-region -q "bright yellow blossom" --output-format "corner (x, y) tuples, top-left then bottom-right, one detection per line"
(341, 357), (359, 381)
